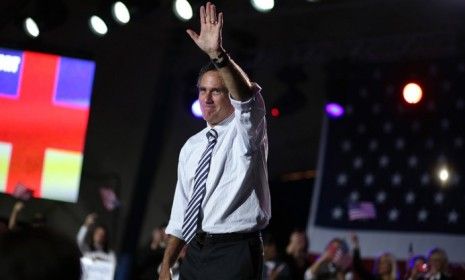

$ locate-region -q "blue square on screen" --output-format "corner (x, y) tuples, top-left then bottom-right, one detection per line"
(0, 48), (23, 97)
(55, 57), (96, 108)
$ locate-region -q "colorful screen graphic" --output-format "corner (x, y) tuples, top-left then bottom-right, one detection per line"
(0, 47), (95, 202)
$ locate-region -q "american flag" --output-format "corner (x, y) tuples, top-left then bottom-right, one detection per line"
(348, 201), (376, 221)
(307, 58), (465, 262)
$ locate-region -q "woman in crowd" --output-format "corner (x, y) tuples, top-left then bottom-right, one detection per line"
(417, 248), (454, 280)
(286, 230), (310, 279)
(76, 213), (115, 262)
(350, 233), (399, 280)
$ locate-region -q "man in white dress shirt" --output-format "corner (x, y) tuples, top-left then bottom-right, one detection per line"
(159, 2), (271, 280)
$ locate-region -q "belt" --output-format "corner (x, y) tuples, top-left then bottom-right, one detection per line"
(194, 231), (261, 244)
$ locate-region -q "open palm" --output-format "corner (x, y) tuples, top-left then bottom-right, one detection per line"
(186, 2), (224, 58)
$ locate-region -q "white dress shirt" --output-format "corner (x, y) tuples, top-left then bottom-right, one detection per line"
(165, 84), (271, 239)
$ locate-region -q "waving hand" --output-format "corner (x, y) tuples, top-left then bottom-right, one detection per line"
(186, 2), (224, 58)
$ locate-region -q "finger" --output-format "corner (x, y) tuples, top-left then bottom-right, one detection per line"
(200, 5), (206, 25)
(205, 2), (211, 24)
(186, 29), (199, 41)
(211, 3), (217, 23)
(218, 12), (223, 28)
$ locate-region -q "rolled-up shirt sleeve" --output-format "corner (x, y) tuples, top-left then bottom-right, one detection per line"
(229, 83), (266, 153)
(165, 146), (189, 240)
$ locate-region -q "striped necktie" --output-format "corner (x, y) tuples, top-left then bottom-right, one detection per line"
(182, 129), (218, 243)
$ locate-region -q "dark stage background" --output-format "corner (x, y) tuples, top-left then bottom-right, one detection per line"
(1, 0), (465, 278)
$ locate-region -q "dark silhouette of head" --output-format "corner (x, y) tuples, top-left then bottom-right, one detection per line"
(0, 227), (82, 280)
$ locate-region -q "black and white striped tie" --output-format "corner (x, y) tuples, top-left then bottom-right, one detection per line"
(182, 129), (218, 244)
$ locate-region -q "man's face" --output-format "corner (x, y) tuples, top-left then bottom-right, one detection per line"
(198, 70), (234, 125)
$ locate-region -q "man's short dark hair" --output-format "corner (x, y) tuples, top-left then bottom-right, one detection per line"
(197, 62), (217, 86)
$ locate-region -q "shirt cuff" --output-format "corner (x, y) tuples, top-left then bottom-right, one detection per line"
(229, 83), (262, 109)
(164, 225), (184, 241)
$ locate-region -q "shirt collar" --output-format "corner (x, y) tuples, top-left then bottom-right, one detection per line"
(206, 111), (234, 134)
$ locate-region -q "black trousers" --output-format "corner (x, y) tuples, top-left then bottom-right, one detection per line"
(179, 232), (263, 280)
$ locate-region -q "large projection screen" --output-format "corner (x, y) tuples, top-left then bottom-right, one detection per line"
(0, 47), (95, 202)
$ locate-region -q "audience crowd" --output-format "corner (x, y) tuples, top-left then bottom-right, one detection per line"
(262, 229), (461, 280)
(0, 201), (463, 280)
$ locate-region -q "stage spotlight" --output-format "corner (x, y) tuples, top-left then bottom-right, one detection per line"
(326, 103), (344, 118)
(191, 99), (203, 118)
(23, 17), (40, 38)
(21, 0), (68, 38)
(251, 0), (274, 12)
(89, 15), (108, 36)
(173, 0), (193, 21)
(112, 1), (130, 24)
(437, 166), (450, 186)
(403, 82), (423, 104)
(438, 168), (449, 182)
(89, 1), (131, 36)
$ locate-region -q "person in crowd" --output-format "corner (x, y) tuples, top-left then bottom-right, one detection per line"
(404, 255), (427, 280)
(304, 238), (351, 280)
(8, 201), (47, 231)
(417, 248), (454, 280)
(0, 227), (82, 280)
(135, 224), (168, 279)
(262, 233), (292, 280)
(285, 229), (310, 279)
(77, 212), (115, 262)
(350, 233), (399, 280)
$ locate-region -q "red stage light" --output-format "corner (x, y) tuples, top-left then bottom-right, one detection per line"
(271, 107), (280, 117)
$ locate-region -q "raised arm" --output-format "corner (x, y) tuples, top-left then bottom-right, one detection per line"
(305, 250), (332, 280)
(8, 201), (24, 230)
(350, 233), (374, 280)
(186, 2), (253, 101)
(77, 213), (97, 252)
